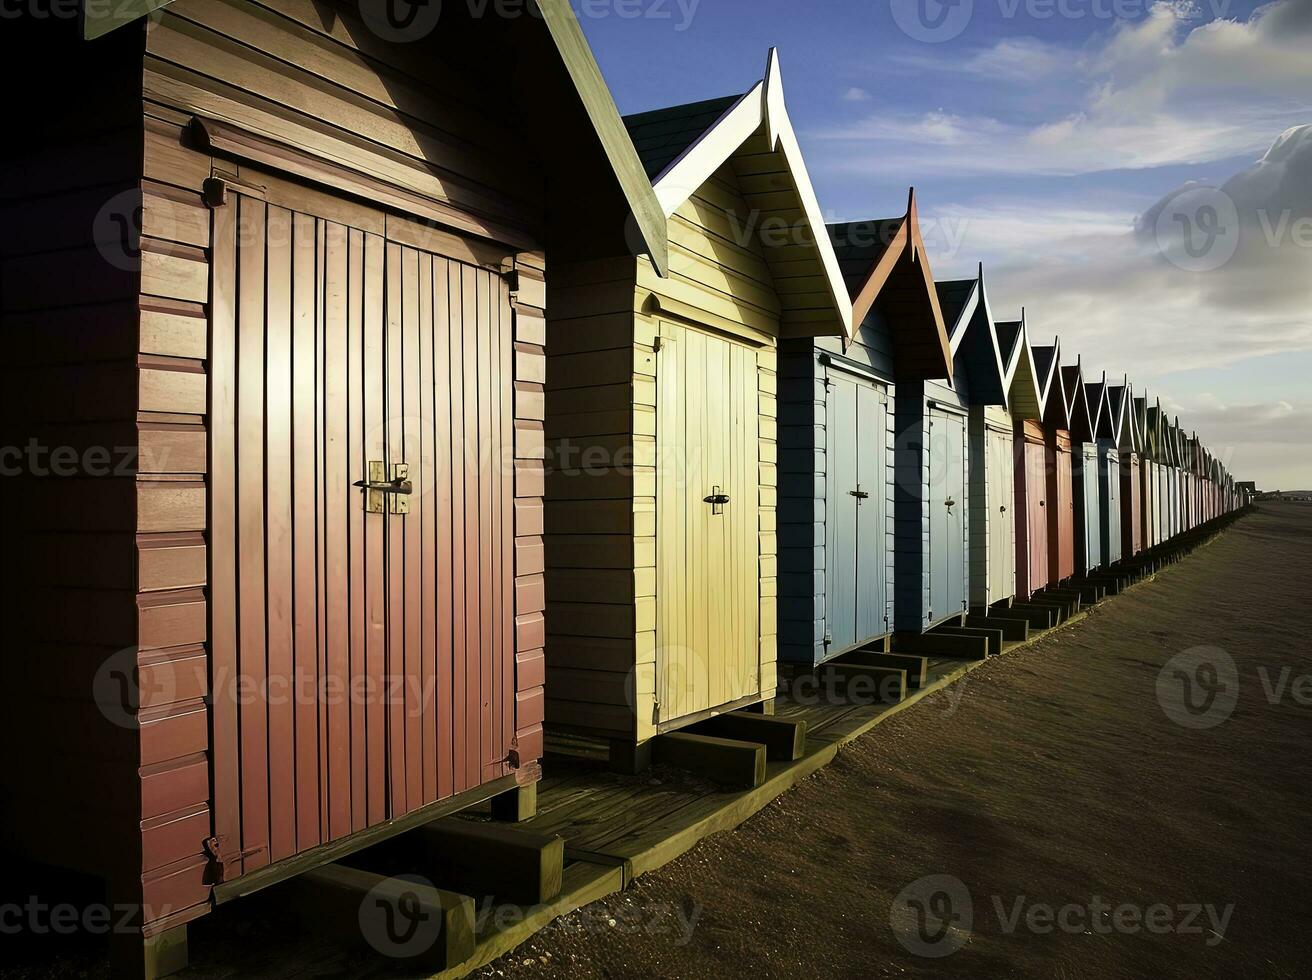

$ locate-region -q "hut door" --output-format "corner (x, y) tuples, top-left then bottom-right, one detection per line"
(825, 374), (888, 651)
(1104, 452), (1121, 564)
(1082, 446), (1102, 570)
(986, 426), (1015, 603)
(1022, 441), (1049, 593)
(656, 322), (760, 726)
(210, 196), (514, 880)
(928, 408), (966, 623)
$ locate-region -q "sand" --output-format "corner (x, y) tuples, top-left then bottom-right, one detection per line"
(475, 503), (1312, 979)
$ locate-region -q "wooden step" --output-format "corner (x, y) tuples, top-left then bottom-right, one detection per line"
(1003, 603), (1058, 630)
(842, 649), (928, 688)
(653, 732), (766, 789)
(419, 818), (564, 906)
(892, 630), (988, 661)
(933, 624), (1003, 656)
(964, 614), (1029, 642)
(816, 662), (908, 703)
(692, 712), (806, 762)
(291, 864), (476, 968)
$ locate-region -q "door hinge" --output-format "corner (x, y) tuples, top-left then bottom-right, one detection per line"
(202, 177), (229, 209)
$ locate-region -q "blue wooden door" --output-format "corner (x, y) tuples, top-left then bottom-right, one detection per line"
(1082, 444), (1101, 570)
(825, 376), (859, 651)
(1103, 449), (1122, 564)
(825, 375), (889, 651)
(855, 384), (888, 641)
(929, 408), (967, 623)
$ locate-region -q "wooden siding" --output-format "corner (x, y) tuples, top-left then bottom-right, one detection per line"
(969, 405), (1016, 608)
(777, 339), (895, 666)
(545, 159), (779, 740)
(0, 13), (152, 917)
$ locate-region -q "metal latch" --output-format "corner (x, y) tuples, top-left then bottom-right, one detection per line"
(355, 461), (412, 514)
(703, 486), (730, 515)
(850, 484), (871, 502)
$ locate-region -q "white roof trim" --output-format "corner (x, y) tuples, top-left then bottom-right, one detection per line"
(648, 49), (853, 340)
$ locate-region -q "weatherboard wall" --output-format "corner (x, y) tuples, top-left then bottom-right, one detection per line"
(546, 158), (780, 742)
(778, 311), (897, 667)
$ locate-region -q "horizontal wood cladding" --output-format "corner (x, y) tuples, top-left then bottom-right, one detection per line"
(144, 0), (543, 237)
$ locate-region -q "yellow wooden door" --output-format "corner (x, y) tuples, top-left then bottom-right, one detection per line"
(656, 321), (760, 727)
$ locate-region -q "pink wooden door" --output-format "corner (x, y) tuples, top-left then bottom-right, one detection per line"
(1024, 441), (1049, 594)
(209, 196), (514, 882)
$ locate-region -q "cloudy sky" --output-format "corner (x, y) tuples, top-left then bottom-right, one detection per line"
(580, 0), (1312, 488)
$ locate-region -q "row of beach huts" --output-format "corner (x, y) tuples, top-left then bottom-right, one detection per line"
(0, 4), (1252, 976)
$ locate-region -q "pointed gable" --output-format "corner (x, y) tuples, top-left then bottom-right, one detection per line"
(1013, 330), (1056, 422)
(830, 188), (951, 380)
(1105, 382), (1129, 446)
(1061, 363), (1091, 438)
(935, 269), (1009, 406)
(1036, 341), (1069, 429)
(632, 50), (851, 339)
(1085, 375), (1109, 440)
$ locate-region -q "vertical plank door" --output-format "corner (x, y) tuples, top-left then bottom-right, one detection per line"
(1024, 440), (1049, 595)
(987, 427), (1015, 604)
(928, 408), (967, 624)
(825, 374), (859, 652)
(656, 322), (760, 727)
(211, 197), (515, 882)
(854, 383), (888, 642)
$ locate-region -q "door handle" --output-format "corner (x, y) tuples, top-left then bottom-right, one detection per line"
(850, 486), (870, 501)
(1000, 505), (1007, 513)
(356, 461), (412, 514)
(704, 486), (730, 515)
(1039, 499), (1046, 507)
(945, 498), (955, 509)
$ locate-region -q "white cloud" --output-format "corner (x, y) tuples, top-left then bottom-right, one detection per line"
(819, 0), (1312, 177)
(841, 87), (871, 102)
(923, 125), (1312, 486)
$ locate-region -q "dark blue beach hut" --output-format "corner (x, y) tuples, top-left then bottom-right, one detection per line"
(777, 191), (951, 665)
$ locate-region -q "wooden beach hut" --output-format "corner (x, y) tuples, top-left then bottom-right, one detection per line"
(929, 268), (1022, 614)
(776, 190), (946, 666)
(1097, 378), (1126, 567)
(1012, 333), (1061, 599)
(1035, 342), (1076, 585)
(1120, 387), (1144, 558)
(543, 51), (853, 749)
(1066, 363), (1103, 575)
(1, 2), (669, 971)
(1134, 393), (1157, 551)
(1148, 400), (1171, 546)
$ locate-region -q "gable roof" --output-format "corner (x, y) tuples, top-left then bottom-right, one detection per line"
(1035, 340), (1068, 429)
(1005, 319), (1048, 421)
(1085, 375), (1109, 441)
(630, 49), (851, 338)
(1061, 362), (1092, 439)
(935, 267), (1009, 405)
(830, 188), (952, 379)
(1105, 382), (1129, 447)
(1132, 394), (1149, 455)
(625, 95), (744, 181)
(84, 0), (670, 275)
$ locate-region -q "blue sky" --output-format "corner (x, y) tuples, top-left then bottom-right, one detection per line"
(579, 0), (1312, 488)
